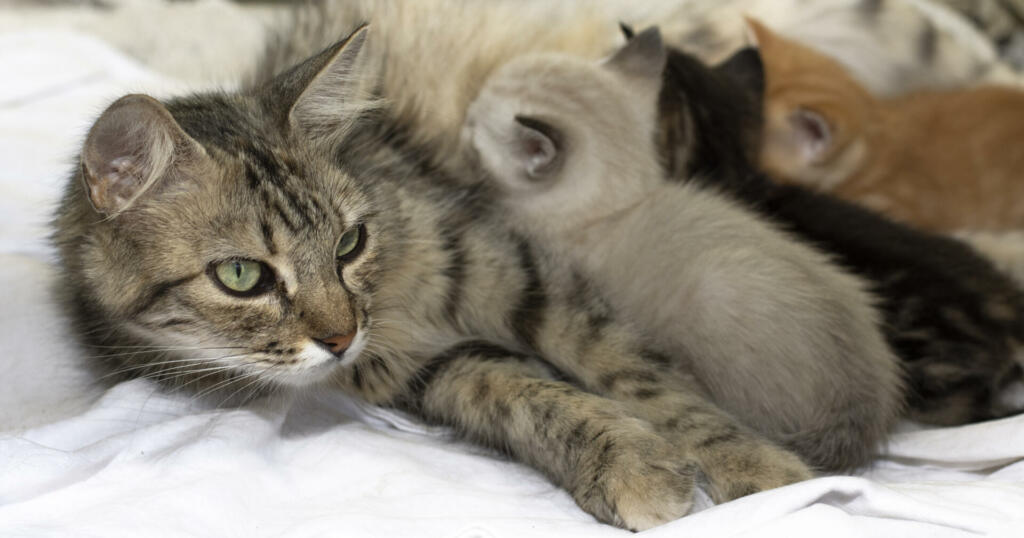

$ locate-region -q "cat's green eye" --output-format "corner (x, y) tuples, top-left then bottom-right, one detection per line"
(336, 224), (366, 262)
(213, 259), (266, 295)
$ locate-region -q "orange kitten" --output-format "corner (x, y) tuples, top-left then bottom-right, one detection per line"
(749, 18), (1024, 233)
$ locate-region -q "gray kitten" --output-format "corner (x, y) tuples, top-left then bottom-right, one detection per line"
(463, 28), (905, 470)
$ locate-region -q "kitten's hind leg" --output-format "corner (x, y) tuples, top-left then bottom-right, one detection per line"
(398, 342), (697, 532)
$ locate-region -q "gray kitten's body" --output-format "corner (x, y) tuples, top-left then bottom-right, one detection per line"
(463, 30), (904, 470)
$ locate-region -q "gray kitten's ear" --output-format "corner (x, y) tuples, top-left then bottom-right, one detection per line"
(81, 94), (206, 216)
(283, 24), (370, 138)
(605, 26), (666, 80)
(512, 116), (563, 180)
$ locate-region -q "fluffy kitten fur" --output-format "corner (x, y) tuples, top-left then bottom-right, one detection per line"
(253, 0), (1015, 175)
(54, 29), (819, 531)
(463, 28), (903, 471)
(651, 37), (1024, 425)
(750, 18), (1024, 232)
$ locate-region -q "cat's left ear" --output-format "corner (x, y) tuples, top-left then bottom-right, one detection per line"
(80, 94), (210, 216)
(715, 47), (765, 102)
(265, 24), (371, 139)
(605, 26), (666, 81)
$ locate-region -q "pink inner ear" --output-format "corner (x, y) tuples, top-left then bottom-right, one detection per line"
(523, 136), (547, 159)
(791, 108), (832, 163)
(86, 156), (144, 212)
(515, 127), (555, 174)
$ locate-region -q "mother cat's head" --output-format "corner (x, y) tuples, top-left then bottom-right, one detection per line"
(53, 27), (404, 397)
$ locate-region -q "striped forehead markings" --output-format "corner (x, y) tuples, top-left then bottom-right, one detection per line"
(240, 142), (334, 233)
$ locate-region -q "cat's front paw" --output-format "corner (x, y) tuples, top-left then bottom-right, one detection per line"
(571, 424), (696, 531)
(697, 435), (814, 502)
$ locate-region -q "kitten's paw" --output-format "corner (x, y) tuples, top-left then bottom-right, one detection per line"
(572, 426), (696, 531)
(698, 435), (814, 503)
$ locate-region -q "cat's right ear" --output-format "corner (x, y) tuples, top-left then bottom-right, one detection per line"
(511, 115), (564, 180)
(271, 24), (371, 140)
(80, 94), (207, 217)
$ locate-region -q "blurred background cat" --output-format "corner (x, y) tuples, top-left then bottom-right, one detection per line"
(750, 18), (1024, 233)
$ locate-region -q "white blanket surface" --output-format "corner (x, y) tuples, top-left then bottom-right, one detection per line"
(1, 19), (1023, 538)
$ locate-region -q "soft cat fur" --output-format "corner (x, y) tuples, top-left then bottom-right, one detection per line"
(54, 29), (820, 531)
(650, 36), (1024, 424)
(463, 28), (904, 471)
(253, 0), (1016, 176)
(749, 18), (1024, 232)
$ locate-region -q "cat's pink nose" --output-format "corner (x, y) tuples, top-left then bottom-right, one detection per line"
(315, 332), (356, 357)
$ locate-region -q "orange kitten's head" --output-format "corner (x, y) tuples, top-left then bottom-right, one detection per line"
(747, 18), (874, 189)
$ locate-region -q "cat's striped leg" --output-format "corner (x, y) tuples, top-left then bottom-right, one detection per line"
(400, 342), (696, 531)
(603, 374), (814, 502)
(524, 283), (814, 503)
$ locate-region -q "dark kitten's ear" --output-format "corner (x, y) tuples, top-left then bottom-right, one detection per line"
(605, 26), (666, 80)
(512, 115), (564, 180)
(715, 47), (765, 102)
(264, 24), (370, 138)
(81, 94), (206, 216)
(789, 107), (834, 163)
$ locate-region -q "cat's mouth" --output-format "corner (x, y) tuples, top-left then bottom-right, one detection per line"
(267, 329), (369, 387)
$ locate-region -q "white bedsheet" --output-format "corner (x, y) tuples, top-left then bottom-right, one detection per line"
(2, 28), (1023, 538)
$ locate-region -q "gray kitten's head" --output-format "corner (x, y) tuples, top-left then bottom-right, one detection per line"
(463, 27), (667, 223)
(53, 27), (413, 397)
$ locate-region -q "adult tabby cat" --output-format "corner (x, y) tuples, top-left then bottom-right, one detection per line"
(645, 30), (1024, 424)
(748, 18), (1024, 232)
(54, 28), (816, 531)
(463, 27), (903, 472)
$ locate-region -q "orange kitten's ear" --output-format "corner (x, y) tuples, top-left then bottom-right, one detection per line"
(81, 94), (207, 216)
(788, 107), (834, 164)
(743, 17), (777, 51)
